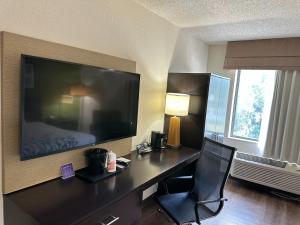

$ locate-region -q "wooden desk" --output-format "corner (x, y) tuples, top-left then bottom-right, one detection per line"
(4, 147), (200, 225)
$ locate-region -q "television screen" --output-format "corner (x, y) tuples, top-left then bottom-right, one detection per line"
(20, 55), (140, 160)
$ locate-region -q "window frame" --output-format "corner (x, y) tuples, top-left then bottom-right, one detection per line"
(230, 70), (261, 142)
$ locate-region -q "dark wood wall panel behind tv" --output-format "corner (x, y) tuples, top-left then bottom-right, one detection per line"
(164, 73), (210, 149)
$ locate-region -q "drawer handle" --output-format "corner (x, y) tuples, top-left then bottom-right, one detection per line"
(100, 216), (119, 225)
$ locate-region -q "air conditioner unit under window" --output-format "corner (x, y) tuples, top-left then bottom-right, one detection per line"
(231, 152), (300, 196)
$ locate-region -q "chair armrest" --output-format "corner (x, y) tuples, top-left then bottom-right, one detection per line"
(197, 197), (228, 205)
(162, 176), (193, 194)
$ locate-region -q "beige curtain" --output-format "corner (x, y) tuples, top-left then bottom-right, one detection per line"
(264, 70), (300, 164)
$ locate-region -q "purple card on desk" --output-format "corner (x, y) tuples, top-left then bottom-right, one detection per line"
(60, 163), (75, 180)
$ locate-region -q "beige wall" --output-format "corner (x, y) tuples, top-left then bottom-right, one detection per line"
(207, 44), (235, 79)
(0, 0), (179, 224)
(0, 0), (179, 147)
(207, 44), (262, 155)
(169, 31), (208, 73)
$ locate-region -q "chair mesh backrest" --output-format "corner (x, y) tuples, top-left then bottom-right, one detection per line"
(192, 138), (235, 205)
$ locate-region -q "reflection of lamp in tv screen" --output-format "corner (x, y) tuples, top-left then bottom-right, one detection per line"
(70, 84), (94, 130)
(61, 95), (74, 104)
(70, 84), (92, 96)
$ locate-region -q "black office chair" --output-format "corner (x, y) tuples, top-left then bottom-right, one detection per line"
(157, 138), (236, 225)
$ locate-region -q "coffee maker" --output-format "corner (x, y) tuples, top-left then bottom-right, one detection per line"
(85, 148), (108, 174)
(151, 131), (167, 150)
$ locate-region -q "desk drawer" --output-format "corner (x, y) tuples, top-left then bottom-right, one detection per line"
(78, 192), (141, 225)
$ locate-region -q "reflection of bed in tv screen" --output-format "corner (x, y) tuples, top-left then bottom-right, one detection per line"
(21, 55), (140, 160)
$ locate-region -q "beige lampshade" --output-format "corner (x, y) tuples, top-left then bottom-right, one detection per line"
(165, 93), (190, 116)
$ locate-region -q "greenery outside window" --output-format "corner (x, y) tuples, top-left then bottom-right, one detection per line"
(230, 70), (276, 142)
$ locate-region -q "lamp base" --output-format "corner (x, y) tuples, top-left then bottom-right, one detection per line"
(167, 116), (181, 148)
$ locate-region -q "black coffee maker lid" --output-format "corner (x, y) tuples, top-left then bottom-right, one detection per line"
(85, 148), (108, 157)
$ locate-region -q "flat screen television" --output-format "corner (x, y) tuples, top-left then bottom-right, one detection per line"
(20, 55), (140, 160)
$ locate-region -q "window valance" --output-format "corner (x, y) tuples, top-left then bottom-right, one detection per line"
(224, 38), (300, 70)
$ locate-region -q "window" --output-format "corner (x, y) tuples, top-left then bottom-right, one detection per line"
(230, 70), (276, 142)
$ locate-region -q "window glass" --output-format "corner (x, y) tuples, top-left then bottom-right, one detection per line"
(231, 70), (276, 141)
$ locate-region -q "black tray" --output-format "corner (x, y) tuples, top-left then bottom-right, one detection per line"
(75, 167), (122, 183)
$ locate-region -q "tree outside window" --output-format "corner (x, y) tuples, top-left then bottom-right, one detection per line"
(231, 70), (276, 141)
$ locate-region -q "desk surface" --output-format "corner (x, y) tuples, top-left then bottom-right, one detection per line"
(4, 147), (200, 225)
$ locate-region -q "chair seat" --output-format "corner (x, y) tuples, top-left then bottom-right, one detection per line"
(157, 192), (215, 225)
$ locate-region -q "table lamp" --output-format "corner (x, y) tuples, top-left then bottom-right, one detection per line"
(165, 93), (190, 148)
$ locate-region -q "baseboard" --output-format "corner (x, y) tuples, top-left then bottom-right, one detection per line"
(229, 176), (300, 200)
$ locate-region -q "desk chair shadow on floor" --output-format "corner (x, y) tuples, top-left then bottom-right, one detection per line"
(156, 138), (236, 225)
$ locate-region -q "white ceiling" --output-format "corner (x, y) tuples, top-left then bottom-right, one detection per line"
(134, 0), (300, 43)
